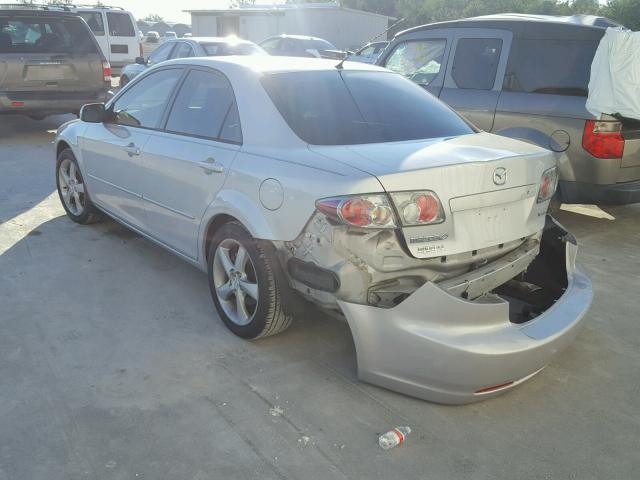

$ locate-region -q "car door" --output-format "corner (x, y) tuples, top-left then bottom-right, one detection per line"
(140, 67), (241, 259)
(439, 29), (512, 131)
(105, 11), (138, 67)
(82, 67), (183, 228)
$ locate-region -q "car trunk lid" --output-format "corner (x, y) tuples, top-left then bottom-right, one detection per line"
(310, 132), (555, 259)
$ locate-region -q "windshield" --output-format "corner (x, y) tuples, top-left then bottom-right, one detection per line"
(0, 16), (97, 54)
(261, 70), (473, 146)
(308, 38), (337, 51)
(202, 42), (265, 56)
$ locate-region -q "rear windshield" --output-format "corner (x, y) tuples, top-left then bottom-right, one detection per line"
(504, 38), (599, 97)
(0, 16), (97, 54)
(202, 42), (264, 56)
(261, 70), (474, 145)
(307, 39), (337, 51)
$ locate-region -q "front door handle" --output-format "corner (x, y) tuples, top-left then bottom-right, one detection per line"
(200, 157), (224, 174)
(124, 143), (141, 156)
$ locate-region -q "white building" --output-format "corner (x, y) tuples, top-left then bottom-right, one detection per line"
(185, 2), (394, 50)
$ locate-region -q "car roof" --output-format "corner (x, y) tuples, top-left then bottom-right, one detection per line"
(162, 55), (388, 74)
(0, 7), (82, 17)
(188, 36), (257, 45)
(397, 13), (621, 37)
(265, 34), (328, 41)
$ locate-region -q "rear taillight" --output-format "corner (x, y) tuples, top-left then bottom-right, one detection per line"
(582, 120), (624, 159)
(316, 194), (396, 229)
(389, 191), (445, 226)
(102, 60), (112, 83)
(537, 166), (559, 203)
(139, 43), (144, 57)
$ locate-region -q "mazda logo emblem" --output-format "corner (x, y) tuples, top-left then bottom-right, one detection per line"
(493, 167), (507, 185)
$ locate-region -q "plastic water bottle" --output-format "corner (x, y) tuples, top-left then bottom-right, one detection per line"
(378, 426), (411, 450)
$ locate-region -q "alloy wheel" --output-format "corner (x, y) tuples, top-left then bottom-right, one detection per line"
(212, 239), (259, 326)
(58, 158), (86, 216)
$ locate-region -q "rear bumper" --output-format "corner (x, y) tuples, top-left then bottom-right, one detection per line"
(559, 179), (640, 205)
(0, 90), (110, 116)
(338, 218), (592, 405)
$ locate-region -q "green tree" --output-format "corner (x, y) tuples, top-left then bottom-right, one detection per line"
(142, 14), (164, 22)
(603, 0), (640, 30)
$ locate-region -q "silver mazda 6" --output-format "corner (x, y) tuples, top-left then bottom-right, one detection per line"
(54, 56), (592, 404)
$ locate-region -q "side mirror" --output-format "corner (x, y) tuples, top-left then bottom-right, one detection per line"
(135, 56), (146, 65)
(80, 103), (106, 123)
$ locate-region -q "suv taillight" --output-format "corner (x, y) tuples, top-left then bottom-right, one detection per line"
(582, 120), (624, 159)
(139, 43), (144, 58)
(102, 60), (112, 83)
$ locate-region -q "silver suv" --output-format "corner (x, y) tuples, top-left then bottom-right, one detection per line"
(378, 14), (640, 206)
(0, 6), (111, 119)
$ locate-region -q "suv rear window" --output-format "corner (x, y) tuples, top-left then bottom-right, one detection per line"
(503, 38), (599, 97)
(261, 70), (473, 146)
(106, 12), (135, 37)
(0, 16), (97, 54)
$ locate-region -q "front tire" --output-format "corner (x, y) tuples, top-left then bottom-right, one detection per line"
(208, 222), (291, 340)
(56, 149), (102, 224)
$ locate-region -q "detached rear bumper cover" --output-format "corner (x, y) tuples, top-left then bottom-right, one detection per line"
(338, 222), (592, 405)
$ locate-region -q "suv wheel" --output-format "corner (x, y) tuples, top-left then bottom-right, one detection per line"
(56, 149), (102, 224)
(208, 222), (292, 340)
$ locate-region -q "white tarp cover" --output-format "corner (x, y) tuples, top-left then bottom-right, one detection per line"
(587, 27), (640, 120)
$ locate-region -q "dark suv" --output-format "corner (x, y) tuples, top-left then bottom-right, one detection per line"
(378, 14), (640, 205)
(0, 5), (111, 119)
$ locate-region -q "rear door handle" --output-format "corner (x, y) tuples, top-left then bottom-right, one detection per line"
(200, 157), (224, 174)
(124, 143), (141, 156)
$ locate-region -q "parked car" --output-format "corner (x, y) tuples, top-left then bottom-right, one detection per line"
(55, 56), (592, 404)
(162, 31), (177, 42)
(0, 6), (111, 119)
(378, 14), (640, 206)
(146, 30), (159, 43)
(119, 37), (265, 87)
(259, 34), (344, 59)
(347, 40), (388, 64)
(76, 6), (141, 75)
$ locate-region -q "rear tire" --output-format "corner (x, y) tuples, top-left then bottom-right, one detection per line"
(120, 75), (129, 88)
(208, 222), (292, 340)
(56, 149), (102, 224)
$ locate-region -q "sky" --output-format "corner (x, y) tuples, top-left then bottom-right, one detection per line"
(104, 0), (286, 24)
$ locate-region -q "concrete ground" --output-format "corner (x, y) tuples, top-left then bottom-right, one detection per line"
(0, 115), (638, 480)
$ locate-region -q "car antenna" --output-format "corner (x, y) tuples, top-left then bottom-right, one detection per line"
(335, 17), (405, 70)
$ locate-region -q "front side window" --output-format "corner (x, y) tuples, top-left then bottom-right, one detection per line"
(106, 12), (135, 37)
(503, 38), (598, 97)
(147, 42), (174, 64)
(0, 17), (96, 54)
(171, 42), (193, 59)
(451, 38), (502, 90)
(165, 69), (242, 143)
(110, 69), (182, 128)
(384, 39), (447, 86)
(261, 70), (473, 146)
(78, 12), (105, 36)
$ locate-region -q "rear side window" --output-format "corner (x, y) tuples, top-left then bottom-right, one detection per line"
(261, 70), (473, 145)
(0, 16), (97, 54)
(165, 69), (242, 143)
(78, 12), (105, 36)
(106, 12), (135, 37)
(504, 38), (598, 97)
(451, 38), (503, 90)
(384, 39), (447, 86)
(111, 69), (182, 129)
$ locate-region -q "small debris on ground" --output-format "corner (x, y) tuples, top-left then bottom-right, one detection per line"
(269, 406), (284, 417)
(298, 435), (310, 445)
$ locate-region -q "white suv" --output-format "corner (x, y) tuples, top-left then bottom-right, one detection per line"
(76, 6), (141, 75)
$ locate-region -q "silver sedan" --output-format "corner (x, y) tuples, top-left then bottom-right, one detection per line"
(55, 57), (592, 404)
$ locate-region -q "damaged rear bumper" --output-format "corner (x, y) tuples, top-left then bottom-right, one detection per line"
(338, 218), (593, 404)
